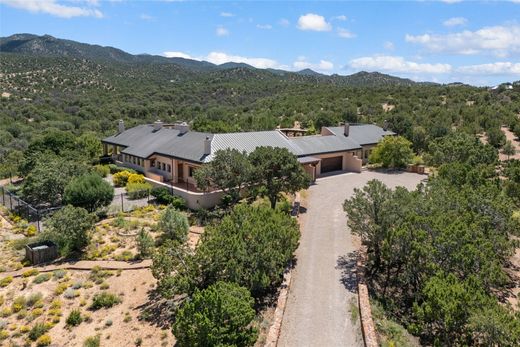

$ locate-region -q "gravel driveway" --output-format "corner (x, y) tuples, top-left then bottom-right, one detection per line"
(278, 170), (426, 347)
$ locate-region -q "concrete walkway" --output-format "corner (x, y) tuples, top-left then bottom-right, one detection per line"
(278, 170), (425, 347)
(3, 259), (152, 278)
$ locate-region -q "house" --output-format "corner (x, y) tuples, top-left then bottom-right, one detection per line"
(102, 120), (393, 208)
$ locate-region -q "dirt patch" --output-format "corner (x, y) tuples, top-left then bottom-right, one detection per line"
(0, 268), (175, 347)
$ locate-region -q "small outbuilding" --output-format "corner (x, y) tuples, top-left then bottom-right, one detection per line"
(25, 241), (58, 265)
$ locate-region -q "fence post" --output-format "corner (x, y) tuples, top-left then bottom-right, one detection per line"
(9, 192), (12, 210)
(121, 193), (124, 212)
(37, 210), (41, 233)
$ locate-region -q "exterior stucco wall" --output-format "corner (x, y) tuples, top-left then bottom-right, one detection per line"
(314, 151), (362, 176)
(145, 178), (224, 210)
(361, 145), (376, 164)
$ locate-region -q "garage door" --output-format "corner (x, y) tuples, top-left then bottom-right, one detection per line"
(321, 156), (343, 173)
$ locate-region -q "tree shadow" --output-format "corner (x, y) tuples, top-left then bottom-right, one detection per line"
(135, 288), (177, 329)
(336, 250), (359, 293)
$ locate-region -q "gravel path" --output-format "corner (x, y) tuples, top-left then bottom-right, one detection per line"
(278, 170), (426, 347)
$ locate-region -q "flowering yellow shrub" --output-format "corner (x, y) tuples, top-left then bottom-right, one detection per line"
(0, 276), (13, 287)
(112, 170), (132, 187)
(36, 334), (51, 346)
(127, 173), (145, 185)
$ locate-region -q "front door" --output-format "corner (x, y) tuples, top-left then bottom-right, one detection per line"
(177, 163), (184, 182)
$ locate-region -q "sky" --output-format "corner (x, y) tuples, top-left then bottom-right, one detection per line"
(0, 0), (519, 86)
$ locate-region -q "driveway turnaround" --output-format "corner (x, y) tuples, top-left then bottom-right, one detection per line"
(278, 170), (425, 347)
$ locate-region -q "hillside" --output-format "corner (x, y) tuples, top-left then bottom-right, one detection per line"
(0, 33), (418, 86)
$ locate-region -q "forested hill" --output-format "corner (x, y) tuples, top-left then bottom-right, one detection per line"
(1, 33), (519, 179)
(0, 33), (417, 85)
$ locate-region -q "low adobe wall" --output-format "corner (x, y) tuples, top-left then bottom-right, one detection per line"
(144, 178), (224, 210)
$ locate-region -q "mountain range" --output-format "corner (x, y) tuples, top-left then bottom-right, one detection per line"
(0, 33), (422, 87)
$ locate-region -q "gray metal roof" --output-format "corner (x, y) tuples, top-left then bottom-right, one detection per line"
(103, 123), (393, 163)
(325, 125), (395, 146)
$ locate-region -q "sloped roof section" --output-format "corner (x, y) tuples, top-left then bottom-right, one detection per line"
(103, 123), (394, 163)
(325, 124), (395, 146)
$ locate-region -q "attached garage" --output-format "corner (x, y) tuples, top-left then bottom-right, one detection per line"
(320, 156), (343, 173)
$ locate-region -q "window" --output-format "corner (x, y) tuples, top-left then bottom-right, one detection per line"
(167, 164), (171, 173)
(162, 163), (166, 171)
(188, 167), (195, 177)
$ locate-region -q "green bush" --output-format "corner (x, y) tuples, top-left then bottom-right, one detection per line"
(0, 276), (13, 287)
(158, 205), (189, 242)
(151, 187), (186, 209)
(66, 309), (83, 326)
(126, 182), (152, 200)
(33, 273), (52, 284)
(93, 164), (110, 178)
(63, 173), (114, 212)
(90, 292), (121, 310)
(173, 282), (257, 347)
(83, 335), (101, 347)
(28, 323), (48, 341)
(109, 165), (136, 175)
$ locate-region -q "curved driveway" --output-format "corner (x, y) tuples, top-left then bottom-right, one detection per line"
(278, 171), (425, 347)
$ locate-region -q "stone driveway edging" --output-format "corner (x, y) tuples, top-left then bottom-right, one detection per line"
(357, 249), (378, 347)
(264, 266), (293, 347)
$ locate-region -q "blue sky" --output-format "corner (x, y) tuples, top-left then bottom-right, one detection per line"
(1, 0), (519, 86)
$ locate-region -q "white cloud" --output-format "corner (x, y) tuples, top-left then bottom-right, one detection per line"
(406, 25), (520, 57)
(140, 13), (153, 21)
(297, 13), (332, 32)
(205, 52), (280, 69)
(256, 24), (272, 30)
(220, 11), (233, 17)
(293, 57), (334, 71)
(337, 27), (355, 39)
(384, 41), (395, 50)
(0, 0), (103, 18)
(443, 17), (467, 27)
(216, 26), (229, 37)
(458, 62), (520, 75)
(278, 18), (290, 27)
(349, 55), (452, 74)
(333, 15), (347, 21)
(164, 51), (193, 59)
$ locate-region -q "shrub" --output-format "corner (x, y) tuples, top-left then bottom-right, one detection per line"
(28, 323), (48, 341)
(12, 296), (26, 313)
(127, 173), (145, 185)
(0, 276), (13, 287)
(0, 330), (8, 340)
(113, 170), (132, 187)
(66, 309), (83, 326)
(26, 224), (37, 237)
(136, 228), (154, 259)
(63, 288), (79, 299)
(55, 282), (70, 295)
(173, 282), (257, 347)
(93, 164), (110, 178)
(53, 269), (67, 280)
(368, 135), (414, 169)
(22, 269), (39, 278)
(63, 173), (114, 212)
(126, 182), (152, 200)
(83, 335), (101, 347)
(109, 165), (136, 175)
(40, 205), (95, 257)
(158, 205), (189, 243)
(26, 293), (43, 307)
(36, 334), (52, 346)
(151, 188), (187, 209)
(90, 292), (121, 310)
(33, 273), (51, 284)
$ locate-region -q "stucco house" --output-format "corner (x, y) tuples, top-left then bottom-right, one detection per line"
(102, 120), (393, 208)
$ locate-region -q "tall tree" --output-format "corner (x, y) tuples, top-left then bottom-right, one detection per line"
(368, 135), (414, 169)
(249, 146), (310, 208)
(194, 149), (251, 204)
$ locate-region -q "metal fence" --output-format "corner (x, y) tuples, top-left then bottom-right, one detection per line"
(0, 186), (61, 232)
(0, 186), (156, 231)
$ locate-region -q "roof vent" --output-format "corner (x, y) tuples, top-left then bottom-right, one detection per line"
(204, 136), (211, 155)
(174, 122), (190, 135)
(344, 122), (350, 137)
(118, 119), (125, 133)
(153, 120), (163, 131)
